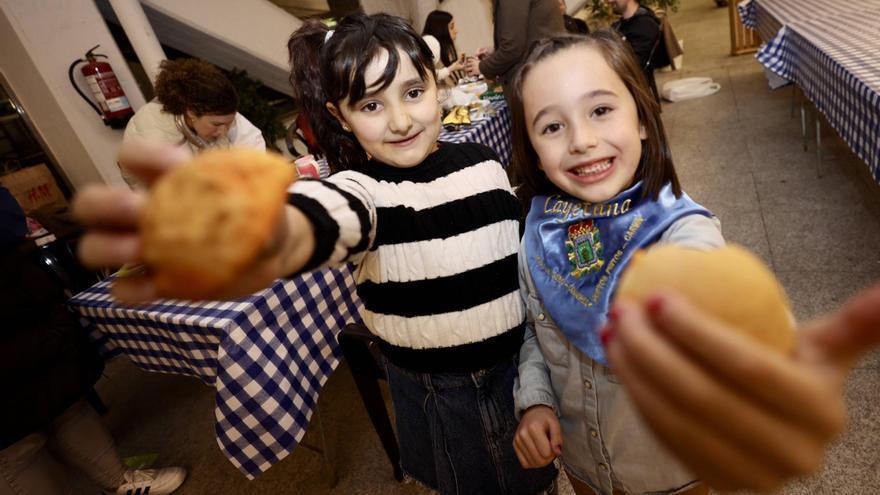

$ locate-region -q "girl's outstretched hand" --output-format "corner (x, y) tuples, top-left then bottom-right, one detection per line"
(74, 141), (308, 303)
(604, 284), (880, 493)
(514, 405), (563, 469)
(73, 141), (185, 302)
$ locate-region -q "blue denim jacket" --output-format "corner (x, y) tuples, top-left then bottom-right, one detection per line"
(513, 214), (724, 495)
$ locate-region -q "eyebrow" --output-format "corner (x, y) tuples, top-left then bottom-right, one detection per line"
(361, 77), (425, 100)
(531, 89), (619, 127)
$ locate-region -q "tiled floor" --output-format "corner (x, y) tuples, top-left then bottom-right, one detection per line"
(77, 1), (880, 493)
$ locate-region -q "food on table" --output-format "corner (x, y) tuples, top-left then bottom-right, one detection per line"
(615, 244), (795, 354)
(140, 148), (296, 300)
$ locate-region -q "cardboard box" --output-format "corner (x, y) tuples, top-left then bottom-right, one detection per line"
(0, 164), (68, 213)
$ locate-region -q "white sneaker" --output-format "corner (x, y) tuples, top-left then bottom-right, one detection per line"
(112, 467), (187, 495)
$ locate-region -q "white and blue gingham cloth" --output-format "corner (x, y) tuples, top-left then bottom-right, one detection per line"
(69, 266), (362, 479)
(754, 9), (880, 183)
(439, 99), (513, 166)
(739, 0), (879, 42)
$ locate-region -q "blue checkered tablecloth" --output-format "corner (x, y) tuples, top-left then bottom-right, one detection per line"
(439, 99), (513, 166)
(739, 0), (878, 43)
(68, 266), (362, 479)
(757, 12), (880, 182)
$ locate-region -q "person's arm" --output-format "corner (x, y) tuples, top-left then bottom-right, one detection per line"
(604, 216), (880, 492)
(74, 141), (374, 302)
(478, 0), (531, 79)
(512, 245), (563, 469)
(513, 246), (558, 416)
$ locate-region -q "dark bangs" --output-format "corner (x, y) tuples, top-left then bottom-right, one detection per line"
(324, 13), (435, 107)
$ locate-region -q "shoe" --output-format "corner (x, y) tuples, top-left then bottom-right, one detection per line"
(112, 467), (187, 495)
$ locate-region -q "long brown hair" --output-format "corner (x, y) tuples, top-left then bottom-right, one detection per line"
(508, 30), (680, 215)
(287, 14), (436, 172)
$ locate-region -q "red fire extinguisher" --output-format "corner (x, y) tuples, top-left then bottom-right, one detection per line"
(68, 45), (134, 129)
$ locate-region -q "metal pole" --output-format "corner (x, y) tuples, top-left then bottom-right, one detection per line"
(107, 0), (166, 84)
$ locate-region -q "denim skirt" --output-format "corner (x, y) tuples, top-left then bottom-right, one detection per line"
(384, 354), (558, 495)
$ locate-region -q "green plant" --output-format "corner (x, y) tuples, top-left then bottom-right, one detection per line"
(587, 0), (680, 27)
(226, 68), (285, 151)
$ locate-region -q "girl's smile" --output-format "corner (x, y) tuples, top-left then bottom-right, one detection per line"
(523, 45), (646, 204)
(567, 156), (615, 183)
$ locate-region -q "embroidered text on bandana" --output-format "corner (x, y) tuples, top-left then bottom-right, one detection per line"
(525, 182), (711, 365)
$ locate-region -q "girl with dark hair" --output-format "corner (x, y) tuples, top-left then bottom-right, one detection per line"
(505, 31), (880, 495)
(123, 59), (265, 158)
(76, 12), (557, 495)
(421, 10), (465, 84)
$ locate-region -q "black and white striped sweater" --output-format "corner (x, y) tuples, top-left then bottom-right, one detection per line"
(288, 142), (524, 372)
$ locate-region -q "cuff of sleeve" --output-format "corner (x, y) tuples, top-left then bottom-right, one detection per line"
(287, 190), (338, 273)
(513, 389), (559, 421)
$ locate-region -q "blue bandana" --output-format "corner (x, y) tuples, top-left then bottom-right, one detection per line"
(524, 181), (711, 365)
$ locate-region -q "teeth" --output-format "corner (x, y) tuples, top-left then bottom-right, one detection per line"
(572, 159), (612, 176)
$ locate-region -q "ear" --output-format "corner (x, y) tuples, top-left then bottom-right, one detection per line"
(325, 102), (350, 130)
(639, 123), (647, 140)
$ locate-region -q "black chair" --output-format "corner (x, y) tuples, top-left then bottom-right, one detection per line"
(337, 323), (403, 481)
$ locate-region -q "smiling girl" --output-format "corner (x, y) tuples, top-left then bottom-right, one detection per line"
(505, 31), (880, 495)
(76, 13), (557, 495)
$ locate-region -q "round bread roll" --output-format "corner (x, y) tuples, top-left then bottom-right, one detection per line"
(615, 244), (795, 354)
(140, 148), (297, 300)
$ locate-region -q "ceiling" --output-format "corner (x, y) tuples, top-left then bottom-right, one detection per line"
(268, 0), (362, 19)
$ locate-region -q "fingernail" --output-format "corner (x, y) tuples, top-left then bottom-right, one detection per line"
(600, 324), (615, 347)
(646, 294), (665, 314)
(554, 444), (562, 454)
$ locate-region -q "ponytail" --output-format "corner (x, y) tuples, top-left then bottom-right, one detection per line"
(288, 20), (367, 172)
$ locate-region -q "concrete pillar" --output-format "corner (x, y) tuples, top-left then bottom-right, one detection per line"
(107, 0), (166, 84)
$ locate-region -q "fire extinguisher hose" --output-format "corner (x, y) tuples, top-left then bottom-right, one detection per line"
(68, 59), (104, 118)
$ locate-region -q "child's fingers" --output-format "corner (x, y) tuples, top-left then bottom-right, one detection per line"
(798, 283), (880, 374)
(547, 417), (563, 455)
(517, 425), (546, 467)
(513, 440), (530, 468)
(117, 139), (188, 186)
(607, 308), (815, 492)
(513, 432), (543, 468)
(631, 291), (844, 436)
(72, 186), (145, 229)
(608, 341), (791, 492)
(77, 233), (141, 269)
(610, 300), (830, 476)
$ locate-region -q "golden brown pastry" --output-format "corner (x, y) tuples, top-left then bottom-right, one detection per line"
(140, 148), (296, 300)
(615, 244), (795, 354)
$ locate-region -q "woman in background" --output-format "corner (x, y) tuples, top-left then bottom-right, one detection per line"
(422, 10), (466, 84)
(122, 59), (265, 184)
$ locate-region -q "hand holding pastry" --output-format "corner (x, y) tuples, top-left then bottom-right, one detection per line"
(605, 245), (880, 492)
(75, 142), (308, 302)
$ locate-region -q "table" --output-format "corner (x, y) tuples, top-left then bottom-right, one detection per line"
(439, 99), (513, 167)
(739, 0), (879, 42)
(68, 266), (362, 479)
(759, 13), (880, 182)
(739, 0), (880, 183)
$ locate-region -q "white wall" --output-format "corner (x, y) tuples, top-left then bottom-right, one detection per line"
(360, 0), (494, 60)
(361, 0), (438, 33)
(0, 0), (146, 189)
(140, 0), (302, 94)
(439, 0), (494, 57)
